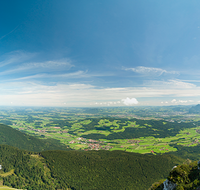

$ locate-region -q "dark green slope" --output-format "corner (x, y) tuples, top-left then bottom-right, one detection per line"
(0, 124), (69, 152)
(0, 144), (186, 190)
(41, 150), (184, 190)
(168, 144), (200, 161)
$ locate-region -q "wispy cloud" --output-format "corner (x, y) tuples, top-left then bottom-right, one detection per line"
(147, 79), (196, 89)
(0, 59), (73, 76)
(182, 80), (200, 83)
(0, 51), (36, 68)
(12, 70), (87, 81)
(124, 66), (178, 76)
(0, 25), (19, 40)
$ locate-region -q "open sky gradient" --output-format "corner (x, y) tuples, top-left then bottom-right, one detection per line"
(1, 0), (200, 107)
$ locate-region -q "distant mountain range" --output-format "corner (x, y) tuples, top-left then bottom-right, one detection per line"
(189, 104), (200, 114)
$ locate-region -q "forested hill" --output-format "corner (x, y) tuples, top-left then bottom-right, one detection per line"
(0, 144), (184, 190)
(0, 124), (69, 151)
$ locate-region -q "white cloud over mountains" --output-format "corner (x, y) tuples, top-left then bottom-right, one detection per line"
(121, 97), (138, 106)
(170, 99), (194, 104)
(171, 99), (176, 103)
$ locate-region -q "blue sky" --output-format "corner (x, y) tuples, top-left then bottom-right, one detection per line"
(1, 0), (200, 106)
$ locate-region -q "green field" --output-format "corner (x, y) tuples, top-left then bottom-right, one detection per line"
(0, 107), (200, 154)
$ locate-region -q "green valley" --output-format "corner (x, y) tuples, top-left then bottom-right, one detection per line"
(0, 106), (200, 155)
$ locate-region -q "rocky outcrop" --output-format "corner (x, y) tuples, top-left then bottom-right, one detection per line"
(150, 160), (200, 190)
(171, 166), (177, 170)
(163, 179), (176, 190)
(198, 160), (200, 170)
(162, 166), (177, 190)
(162, 161), (200, 190)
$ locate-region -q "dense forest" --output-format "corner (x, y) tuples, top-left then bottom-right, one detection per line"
(0, 144), (185, 190)
(0, 124), (70, 152)
(40, 150), (184, 190)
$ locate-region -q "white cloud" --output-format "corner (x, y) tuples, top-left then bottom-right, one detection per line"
(148, 79), (195, 89)
(90, 100), (121, 106)
(178, 100), (188, 103)
(168, 80), (195, 88)
(121, 97), (138, 106)
(171, 99), (176, 103)
(170, 99), (194, 104)
(124, 66), (178, 76)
